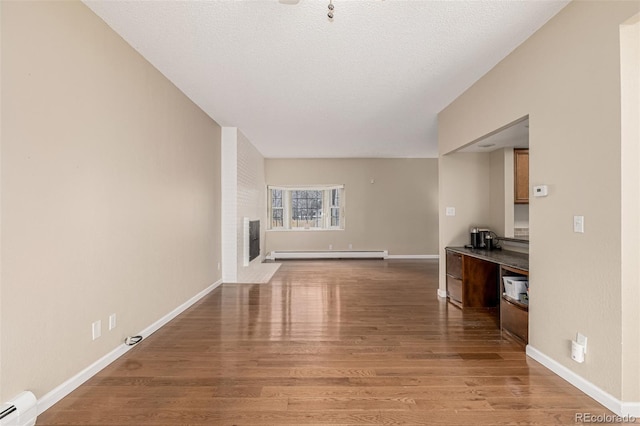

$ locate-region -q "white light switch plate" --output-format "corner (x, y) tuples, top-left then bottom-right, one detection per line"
(445, 207), (456, 217)
(92, 320), (102, 340)
(573, 215), (584, 233)
(109, 313), (117, 331)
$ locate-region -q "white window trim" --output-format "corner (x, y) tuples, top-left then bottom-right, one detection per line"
(267, 185), (345, 231)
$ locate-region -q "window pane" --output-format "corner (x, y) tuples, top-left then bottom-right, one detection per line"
(289, 190), (322, 228)
(272, 208), (283, 228)
(270, 189), (284, 228)
(331, 189), (339, 206)
(331, 207), (340, 227)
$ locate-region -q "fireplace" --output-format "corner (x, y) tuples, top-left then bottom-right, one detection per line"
(249, 220), (260, 262)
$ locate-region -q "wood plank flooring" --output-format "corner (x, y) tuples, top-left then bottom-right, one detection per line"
(38, 260), (611, 425)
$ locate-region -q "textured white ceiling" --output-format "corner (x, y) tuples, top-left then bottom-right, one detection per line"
(84, 0), (568, 158)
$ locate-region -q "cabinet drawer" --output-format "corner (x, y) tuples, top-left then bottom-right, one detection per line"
(447, 276), (463, 305)
(501, 297), (528, 343)
(446, 251), (463, 279)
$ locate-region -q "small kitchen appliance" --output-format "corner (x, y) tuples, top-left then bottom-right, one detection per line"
(469, 227), (499, 249)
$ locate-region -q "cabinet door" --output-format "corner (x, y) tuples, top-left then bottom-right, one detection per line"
(463, 256), (499, 307)
(514, 149), (529, 204)
(501, 298), (529, 343)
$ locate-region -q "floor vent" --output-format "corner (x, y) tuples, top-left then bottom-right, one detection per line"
(0, 392), (37, 426)
(267, 250), (388, 260)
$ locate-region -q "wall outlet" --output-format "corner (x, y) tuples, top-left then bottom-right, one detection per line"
(329, 244), (333, 250)
(573, 215), (584, 233)
(92, 320), (102, 340)
(576, 332), (587, 353)
(445, 207), (456, 217)
(571, 332), (588, 363)
(348, 243), (353, 250)
(109, 313), (117, 331)
(571, 340), (585, 363)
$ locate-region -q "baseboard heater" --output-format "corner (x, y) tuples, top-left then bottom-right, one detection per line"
(267, 250), (388, 260)
(0, 391), (37, 426)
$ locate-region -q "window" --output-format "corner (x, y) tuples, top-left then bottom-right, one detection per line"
(271, 189), (284, 228)
(330, 188), (340, 228)
(268, 185), (345, 230)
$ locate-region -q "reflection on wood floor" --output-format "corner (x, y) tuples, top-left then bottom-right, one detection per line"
(38, 260), (610, 425)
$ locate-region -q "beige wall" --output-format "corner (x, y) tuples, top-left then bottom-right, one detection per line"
(438, 153), (491, 288)
(488, 149), (506, 237)
(488, 148), (520, 239)
(265, 158), (438, 256)
(236, 130), (266, 272)
(0, 1), (221, 400)
(438, 0), (640, 402)
(620, 15), (640, 402)
(0, 0), (4, 400)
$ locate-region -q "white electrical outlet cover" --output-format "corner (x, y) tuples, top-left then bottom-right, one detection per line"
(445, 207), (456, 216)
(109, 314), (117, 331)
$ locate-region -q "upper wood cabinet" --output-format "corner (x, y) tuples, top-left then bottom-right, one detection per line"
(514, 149), (529, 204)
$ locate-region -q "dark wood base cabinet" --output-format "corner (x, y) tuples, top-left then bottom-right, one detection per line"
(500, 265), (529, 345)
(446, 250), (498, 309)
(445, 248), (529, 347)
(501, 297), (528, 343)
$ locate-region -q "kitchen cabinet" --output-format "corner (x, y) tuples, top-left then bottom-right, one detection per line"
(445, 247), (529, 347)
(514, 149), (529, 204)
(500, 265), (529, 344)
(446, 250), (499, 309)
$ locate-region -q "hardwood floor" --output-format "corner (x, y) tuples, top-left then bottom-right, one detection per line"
(38, 260), (610, 425)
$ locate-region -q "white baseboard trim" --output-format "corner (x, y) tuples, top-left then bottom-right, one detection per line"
(36, 279), (223, 415)
(266, 251), (440, 261)
(437, 288), (448, 298)
(269, 250), (388, 260)
(526, 345), (640, 417)
(624, 403), (640, 417)
(385, 254), (439, 259)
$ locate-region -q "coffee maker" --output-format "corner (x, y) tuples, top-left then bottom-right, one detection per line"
(469, 227), (493, 249)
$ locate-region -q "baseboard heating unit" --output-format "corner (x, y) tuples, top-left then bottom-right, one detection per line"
(0, 391), (37, 426)
(267, 250), (388, 260)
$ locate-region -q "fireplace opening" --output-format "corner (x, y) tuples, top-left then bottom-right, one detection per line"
(249, 220), (260, 262)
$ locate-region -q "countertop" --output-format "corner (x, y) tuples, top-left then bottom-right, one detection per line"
(446, 247), (529, 271)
